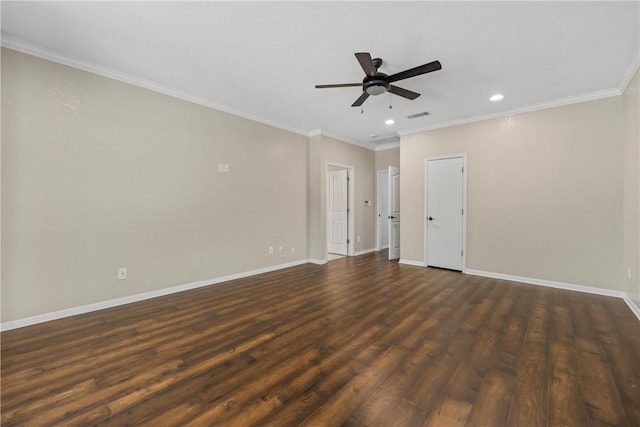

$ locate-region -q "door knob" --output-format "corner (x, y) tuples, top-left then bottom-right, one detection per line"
(428, 216), (434, 221)
(388, 215), (396, 219)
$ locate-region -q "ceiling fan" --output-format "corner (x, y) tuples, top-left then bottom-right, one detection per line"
(315, 52), (442, 107)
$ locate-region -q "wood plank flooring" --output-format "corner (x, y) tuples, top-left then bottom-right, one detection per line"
(2, 251), (639, 426)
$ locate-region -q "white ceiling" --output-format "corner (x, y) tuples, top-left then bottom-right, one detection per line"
(2, 1), (639, 149)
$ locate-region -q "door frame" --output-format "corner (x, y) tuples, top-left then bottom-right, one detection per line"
(388, 166), (401, 260)
(326, 162), (355, 257)
(376, 169), (390, 251)
(424, 154), (467, 271)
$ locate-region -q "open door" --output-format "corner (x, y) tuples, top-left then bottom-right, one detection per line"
(377, 170), (389, 250)
(327, 169), (348, 255)
(388, 166), (400, 260)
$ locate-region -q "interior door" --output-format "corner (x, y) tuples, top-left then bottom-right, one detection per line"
(327, 169), (348, 255)
(378, 170), (389, 249)
(388, 166), (400, 260)
(426, 157), (464, 270)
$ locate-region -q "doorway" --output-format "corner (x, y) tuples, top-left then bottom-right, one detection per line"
(388, 166), (400, 260)
(376, 170), (389, 250)
(424, 155), (466, 271)
(326, 163), (355, 258)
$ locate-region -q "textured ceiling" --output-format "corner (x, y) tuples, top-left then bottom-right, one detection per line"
(2, 1), (639, 149)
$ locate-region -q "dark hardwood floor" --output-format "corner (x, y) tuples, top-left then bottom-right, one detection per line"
(2, 251), (639, 426)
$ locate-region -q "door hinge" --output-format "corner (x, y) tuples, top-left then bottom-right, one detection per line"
(461, 250), (464, 256)
(347, 239), (350, 244)
(461, 208), (464, 215)
(347, 208), (350, 213)
(347, 176), (350, 182)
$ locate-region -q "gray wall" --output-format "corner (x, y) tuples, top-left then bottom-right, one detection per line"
(2, 48), (309, 321)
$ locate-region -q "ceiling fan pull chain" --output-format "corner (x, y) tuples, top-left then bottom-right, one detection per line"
(389, 93), (393, 109)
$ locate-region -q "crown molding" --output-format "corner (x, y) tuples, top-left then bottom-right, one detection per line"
(374, 141), (400, 151)
(1, 35), (310, 138)
(4, 34), (634, 151)
(619, 55), (639, 93)
(398, 87), (621, 137)
(308, 129), (376, 151)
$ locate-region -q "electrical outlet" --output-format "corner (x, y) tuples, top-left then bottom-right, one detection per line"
(218, 163), (224, 172)
(118, 267), (127, 280)
(279, 246), (284, 253)
(291, 247), (295, 254)
(224, 164), (230, 173)
(357, 236), (361, 243)
(268, 246), (274, 254)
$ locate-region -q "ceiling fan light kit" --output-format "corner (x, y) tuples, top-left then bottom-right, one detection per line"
(365, 83), (388, 96)
(315, 52), (442, 107)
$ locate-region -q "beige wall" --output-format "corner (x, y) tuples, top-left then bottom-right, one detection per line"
(623, 69), (640, 304)
(321, 135), (376, 255)
(1, 48), (308, 322)
(401, 96), (625, 291)
(3, 46), (636, 323)
(307, 135), (323, 260)
(306, 134), (376, 259)
(375, 147), (400, 171)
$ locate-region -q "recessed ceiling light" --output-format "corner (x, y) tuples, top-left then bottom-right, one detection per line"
(385, 119), (395, 125)
(490, 94), (504, 102)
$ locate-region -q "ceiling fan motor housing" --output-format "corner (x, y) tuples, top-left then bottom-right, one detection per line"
(364, 73), (389, 95)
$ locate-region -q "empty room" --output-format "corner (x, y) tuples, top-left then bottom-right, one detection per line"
(1, 1), (639, 426)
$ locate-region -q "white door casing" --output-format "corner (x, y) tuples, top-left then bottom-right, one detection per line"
(377, 170), (389, 250)
(388, 166), (400, 260)
(425, 156), (466, 271)
(327, 169), (348, 255)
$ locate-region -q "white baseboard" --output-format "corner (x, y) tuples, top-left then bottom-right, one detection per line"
(1, 259), (310, 332)
(622, 294), (640, 321)
(5, 261), (637, 331)
(354, 248), (377, 256)
(313, 249), (377, 261)
(399, 259), (426, 267)
(465, 268), (640, 322)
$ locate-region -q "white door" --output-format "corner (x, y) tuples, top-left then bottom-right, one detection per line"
(378, 170), (389, 249)
(426, 157), (464, 270)
(327, 169), (348, 255)
(388, 166), (400, 260)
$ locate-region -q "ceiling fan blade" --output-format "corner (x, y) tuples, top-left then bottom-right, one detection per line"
(355, 52), (376, 76)
(315, 83), (362, 89)
(351, 91), (370, 107)
(388, 60), (442, 83)
(389, 85), (421, 100)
